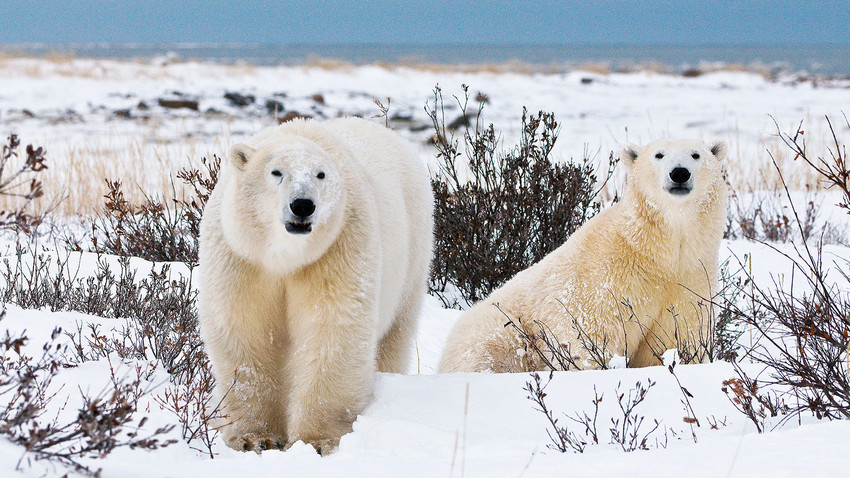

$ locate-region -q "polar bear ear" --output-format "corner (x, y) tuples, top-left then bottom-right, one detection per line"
(620, 145), (639, 168)
(709, 141), (727, 161)
(229, 144), (255, 171)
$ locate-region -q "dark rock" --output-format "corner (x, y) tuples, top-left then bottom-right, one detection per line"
(137, 101), (149, 110)
(113, 109), (132, 119)
(447, 114), (473, 131)
(310, 94), (325, 105)
(278, 111), (312, 123)
(580, 77), (594, 85)
(388, 113), (430, 132)
(409, 123), (431, 132)
(389, 113), (414, 123)
(158, 98), (199, 111)
(681, 68), (703, 78)
(265, 99), (285, 115)
(224, 91), (256, 107)
(21, 109), (35, 118)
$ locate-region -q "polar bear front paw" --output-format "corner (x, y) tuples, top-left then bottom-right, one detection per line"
(305, 437), (339, 456)
(227, 433), (287, 453)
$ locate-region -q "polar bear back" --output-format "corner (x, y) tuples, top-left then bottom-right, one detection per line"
(325, 118), (433, 335)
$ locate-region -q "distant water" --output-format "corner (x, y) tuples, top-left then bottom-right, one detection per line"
(3, 43), (849, 76)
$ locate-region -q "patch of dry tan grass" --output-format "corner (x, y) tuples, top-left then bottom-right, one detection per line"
(0, 121), (234, 217)
(574, 62), (611, 76)
(305, 56), (355, 71)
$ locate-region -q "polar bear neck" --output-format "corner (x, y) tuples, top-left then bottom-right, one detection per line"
(619, 181), (726, 269)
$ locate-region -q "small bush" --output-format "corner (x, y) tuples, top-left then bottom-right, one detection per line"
(725, 190), (821, 243)
(712, 258), (748, 362)
(0, 311), (175, 476)
(0, 241), (218, 451)
(68, 155), (220, 268)
(725, 116), (850, 422)
(427, 85), (613, 307)
(0, 244), (200, 381)
(525, 372), (666, 453)
(3, 149), (226, 458)
(0, 134), (48, 233)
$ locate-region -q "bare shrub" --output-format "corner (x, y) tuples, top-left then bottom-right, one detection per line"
(426, 85), (613, 307)
(524, 371), (599, 453)
(154, 364), (228, 458)
(726, 189), (821, 243)
(668, 360), (699, 443)
(3, 150), (227, 456)
(0, 312), (175, 476)
(0, 241), (220, 451)
(526, 372), (664, 453)
(504, 307), (614, 371)
(0, 244), (200, 380)
(722, 363), (790, 433)
(0, 134), (48, 232)
(726, 114), (849, 245)
(724, 116), (850, 423)
(68, 155), (220, 268)
(712, 258), (748, 362)
(607, 379), (661, 452)
(778, 115), (850, 215)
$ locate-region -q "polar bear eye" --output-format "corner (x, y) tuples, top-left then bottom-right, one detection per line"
(271, 169), (283, 178)
(317, 171), (325, 179)
(655, 152), (664, 159)
(691, 152), (700, 159)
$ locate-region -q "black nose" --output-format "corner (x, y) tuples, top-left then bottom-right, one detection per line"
(290, 198), (315, 218)
(669, 167), (691, 184)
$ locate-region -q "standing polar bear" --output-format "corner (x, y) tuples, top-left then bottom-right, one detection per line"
(198, 118), (433, 454)
(439, 139), (728, 373)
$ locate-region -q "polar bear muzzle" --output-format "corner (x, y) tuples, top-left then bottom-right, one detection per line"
(286, 198), (316, 234)
(667, 167), (692, 195)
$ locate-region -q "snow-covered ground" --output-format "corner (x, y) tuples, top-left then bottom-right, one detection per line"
(1, 57), (849, 476)
(1, 56), (849, 214)
(2, 239), (850, 477)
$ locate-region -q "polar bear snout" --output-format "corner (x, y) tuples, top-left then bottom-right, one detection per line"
(290, 198), (316, 218)
(667, 167), (692, 195)
(669, 167), (691, 184)
(285, 198), (316, 234)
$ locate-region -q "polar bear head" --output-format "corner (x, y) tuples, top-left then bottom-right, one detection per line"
(222, 134), (347, 271)
(620, 139), (727, 220)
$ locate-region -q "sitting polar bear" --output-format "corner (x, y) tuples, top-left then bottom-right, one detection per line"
(198, 118), (433, 453)
(439, 139), (728, 373)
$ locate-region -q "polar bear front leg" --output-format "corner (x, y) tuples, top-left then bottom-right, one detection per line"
(204, 320), (289, 452)
(283, 274), (377, 455)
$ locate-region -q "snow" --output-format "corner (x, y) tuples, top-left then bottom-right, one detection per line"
(2, 240), (849, 477)
(1, 57), (849, 476)
(1, 57), (849, 187)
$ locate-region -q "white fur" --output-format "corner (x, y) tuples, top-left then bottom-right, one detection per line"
(198, 118), (434, 453)
(438, 139), (728, 373)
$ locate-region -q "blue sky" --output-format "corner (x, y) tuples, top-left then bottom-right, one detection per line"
(1, 0), (848, 45)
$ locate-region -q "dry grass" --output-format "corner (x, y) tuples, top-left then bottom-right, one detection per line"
(0, 56), (845, 218)
(574, 62), (611, 75)
(0, 123), (234, 217)
(374, 58), (563, 75)
(4, 121), (843, 220)
(304, 56), (355, 71)
(724, 117), (840, 194)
